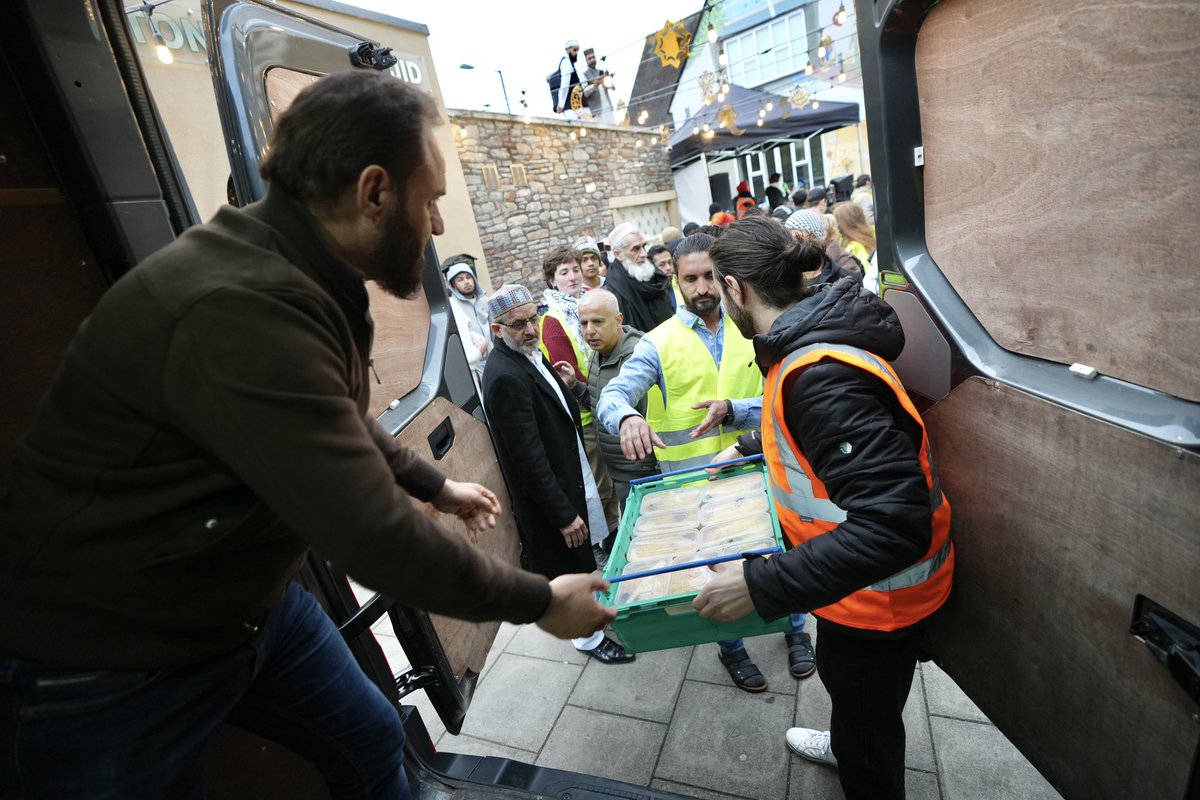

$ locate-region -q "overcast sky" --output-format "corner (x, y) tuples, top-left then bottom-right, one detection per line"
(350, 0), (702, 117)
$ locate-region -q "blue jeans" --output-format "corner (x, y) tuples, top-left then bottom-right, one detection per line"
(0, 582), (409, 799)
(719, 613), (807, 654)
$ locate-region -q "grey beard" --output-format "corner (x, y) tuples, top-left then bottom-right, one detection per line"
(625, 258), (656, 282)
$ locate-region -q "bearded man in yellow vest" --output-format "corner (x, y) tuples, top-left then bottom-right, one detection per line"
(597, 232), (815, 693)
(694, 218), (953, 800)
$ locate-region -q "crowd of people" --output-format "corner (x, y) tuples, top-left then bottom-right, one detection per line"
(0, 70), (947, 800)
(447, 166), (947, 800)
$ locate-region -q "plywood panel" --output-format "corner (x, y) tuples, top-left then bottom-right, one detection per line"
(917, 0), (1200, 401)
(923, 378), (1199, 799)
(365, 282), (430, 417)
(394, 397), (522, 682)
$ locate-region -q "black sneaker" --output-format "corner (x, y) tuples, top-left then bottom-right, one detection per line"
(718, 647), (767, 692)
(785, 632), (816, 679)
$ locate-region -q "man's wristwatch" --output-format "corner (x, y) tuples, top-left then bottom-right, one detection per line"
(720, 399), (736, 428)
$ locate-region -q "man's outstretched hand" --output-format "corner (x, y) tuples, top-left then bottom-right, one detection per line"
(538, 573), (617, 638)
(431, 479), (501, 534)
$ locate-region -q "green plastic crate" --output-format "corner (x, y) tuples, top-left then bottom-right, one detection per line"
(600, 458), (792, 653)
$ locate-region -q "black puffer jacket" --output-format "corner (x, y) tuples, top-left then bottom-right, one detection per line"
(742, 277), (934, 635)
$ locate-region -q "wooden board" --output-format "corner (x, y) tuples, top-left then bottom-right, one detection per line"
(923, 377), (1200, 799)
(365, 282), (430, 418)
(394, 397), (522, 682)
(916, 0), (1200, 402)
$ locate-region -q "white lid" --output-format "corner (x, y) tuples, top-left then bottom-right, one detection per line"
(639, 486), (704, 515)
(700, 492), (770, 526)
(700, 472), (766, 503)
(698, 513), (775, 547)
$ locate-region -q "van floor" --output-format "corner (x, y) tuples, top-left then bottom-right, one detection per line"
(376, 618), (1062, 800)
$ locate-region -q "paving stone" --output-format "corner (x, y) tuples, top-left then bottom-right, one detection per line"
(931, 717), (1061, 800)
(480, 622), (520, 682)
(535, 705), (666, 785)
(570, 646), (691, 723)
(656, 680), (793, 799)
(432, 733), (537, 762)
(794, 657), (934, 772)
(651, 778), (749, 799)
(686, 637), (801, 698)
(504, 623), (588, 665)
(922, 662), (989, 723)
(786, 761), (940, 800)
(456, 653), (581, 751)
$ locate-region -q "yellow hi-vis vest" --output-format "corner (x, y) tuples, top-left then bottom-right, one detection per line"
(539, 308), (592, 426)
(643, 314), (762, 472)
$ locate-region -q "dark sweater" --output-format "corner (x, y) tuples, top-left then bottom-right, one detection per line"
(0, 188), (550, 669)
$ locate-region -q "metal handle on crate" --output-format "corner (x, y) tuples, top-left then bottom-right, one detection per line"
(606, 546), (782, 584)
(628, 453), (764, 485)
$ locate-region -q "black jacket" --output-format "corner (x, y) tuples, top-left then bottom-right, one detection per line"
(742, 278), (933, 635)
(603, 258), (675, 334)
(482, 338), (595, 579)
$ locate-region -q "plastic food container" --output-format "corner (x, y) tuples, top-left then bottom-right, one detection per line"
(633, 507), (701, 536)
(639, 486), (704, 516)
(697, 513), (776, 548)
(700, 472), (766, 503)
(717, 535), (778, 556)
(621, 557), (670, 576)
(615, 573), (671, 607)
(668, 566), (715, 595)
(700, 492), (770, 526)
(625, 529), (700, 561)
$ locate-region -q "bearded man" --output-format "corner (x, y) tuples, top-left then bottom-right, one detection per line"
(0, 72), (611, 799)
(601, 221), (675, 334)
(482, 284), (635, 666)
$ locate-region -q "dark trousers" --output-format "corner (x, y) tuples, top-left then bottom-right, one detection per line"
(815, 619), (923, 800)
(0, 582), (410, 799)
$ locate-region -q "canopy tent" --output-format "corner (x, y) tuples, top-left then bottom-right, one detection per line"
(668, 84), (860, 167)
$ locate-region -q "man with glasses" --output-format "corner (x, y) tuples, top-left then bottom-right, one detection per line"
(602, 221), (675, 334)
(482, 285), (636, 664)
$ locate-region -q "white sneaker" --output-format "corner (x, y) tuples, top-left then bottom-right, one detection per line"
(786, 727), (837, 768)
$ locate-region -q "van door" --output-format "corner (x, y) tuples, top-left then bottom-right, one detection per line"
(203, 0), (517, 736)
(856, 1), (1199, 798)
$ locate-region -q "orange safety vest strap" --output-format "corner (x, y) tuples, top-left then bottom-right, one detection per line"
(763, 341), (953, 630)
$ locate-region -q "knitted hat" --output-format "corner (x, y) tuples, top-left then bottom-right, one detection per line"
(565, 39), (580, 49)
(784, 209), (826, 240)
(574, 236), (601, 257)
(736, 180), (751, 194)
(487, 284), (536, 320)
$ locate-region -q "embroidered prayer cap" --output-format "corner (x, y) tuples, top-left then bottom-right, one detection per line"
(487, 284), (537, 320)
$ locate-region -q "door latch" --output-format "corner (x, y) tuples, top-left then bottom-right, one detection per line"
(349, 42), (397, 71)
(396, 666), (438, 699)
(1129, 594), (1200, 706)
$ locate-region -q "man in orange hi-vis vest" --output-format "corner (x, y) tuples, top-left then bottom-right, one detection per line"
(693, 217), (953, 800)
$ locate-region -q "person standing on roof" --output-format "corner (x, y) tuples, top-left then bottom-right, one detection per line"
(581, 47), (614, 124)
(555, 39), (585, 116)
(695, 217), (953, 800)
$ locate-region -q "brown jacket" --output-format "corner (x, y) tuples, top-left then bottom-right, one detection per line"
(0, 189), (549, 669)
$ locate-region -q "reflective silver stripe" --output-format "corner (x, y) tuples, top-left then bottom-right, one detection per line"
(768, 457), (848, 524)
(777, 343), (945, 512)
(865, 537), (952, 592)
(656, 427), (722, 447)
(658, 453), (719, 472)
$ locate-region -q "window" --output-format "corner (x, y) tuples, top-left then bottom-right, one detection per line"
(725, 9), (807, 88)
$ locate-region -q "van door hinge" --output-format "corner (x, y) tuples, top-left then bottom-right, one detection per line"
(349, 42), (397, 71)
(1129, 594), (1200, 707)
(395, 666), (438, 699)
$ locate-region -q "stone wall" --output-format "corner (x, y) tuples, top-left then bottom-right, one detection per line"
(450, 111), (674, 289)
